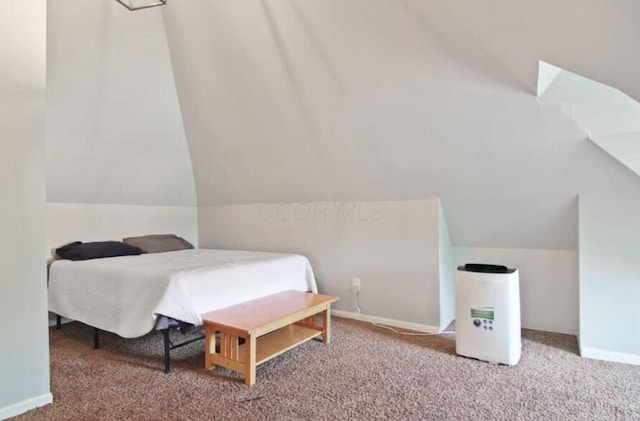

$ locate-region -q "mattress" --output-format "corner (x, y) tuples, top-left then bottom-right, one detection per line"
(48, 249), (318, 338)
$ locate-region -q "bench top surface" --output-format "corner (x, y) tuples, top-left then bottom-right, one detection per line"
(201, 290), (338, 333)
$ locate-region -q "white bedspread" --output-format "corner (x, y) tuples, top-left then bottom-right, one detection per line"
(48, 249), (318, 338)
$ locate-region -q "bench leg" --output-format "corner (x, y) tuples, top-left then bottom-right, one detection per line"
(204, 325), (214, 370)
(245, 335), (257, 386)
(322, 306), (331, 345)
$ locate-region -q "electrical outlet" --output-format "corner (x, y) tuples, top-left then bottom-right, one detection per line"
(352, 277), (361, 292)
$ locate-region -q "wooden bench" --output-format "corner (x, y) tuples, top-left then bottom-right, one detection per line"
(202, 290), (339, 385)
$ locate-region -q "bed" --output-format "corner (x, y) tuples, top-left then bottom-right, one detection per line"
(48, 248), (318, 372)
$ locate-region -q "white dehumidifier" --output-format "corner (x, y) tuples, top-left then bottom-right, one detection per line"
(456, 263), (521, 365)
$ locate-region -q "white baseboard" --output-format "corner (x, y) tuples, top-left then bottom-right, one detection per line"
(581, 347), (640, 366)
(332, 310), (441, 334)
(0, 393), (52, 420)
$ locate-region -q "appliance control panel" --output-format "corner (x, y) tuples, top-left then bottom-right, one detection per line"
(471, 307), (494, 331)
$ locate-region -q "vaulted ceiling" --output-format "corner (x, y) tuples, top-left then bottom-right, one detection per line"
(539, 61), (640, 176)
(46, 0), (640, 249)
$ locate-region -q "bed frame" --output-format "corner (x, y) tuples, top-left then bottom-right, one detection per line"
(55, 314), (204, 373)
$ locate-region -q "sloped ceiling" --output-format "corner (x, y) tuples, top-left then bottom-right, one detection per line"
(161, 0), (640, 249)
(47, 0), (196, 206)
(539, 61), (640, 176)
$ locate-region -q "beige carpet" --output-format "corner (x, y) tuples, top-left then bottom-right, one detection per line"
(13, 318), (640, 420)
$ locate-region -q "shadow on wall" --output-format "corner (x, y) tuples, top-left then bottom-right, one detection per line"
(396, 0), (530, 93)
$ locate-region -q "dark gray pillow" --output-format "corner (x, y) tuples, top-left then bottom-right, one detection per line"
(55, 241), (142, 261)
(122, 234), (194, 254)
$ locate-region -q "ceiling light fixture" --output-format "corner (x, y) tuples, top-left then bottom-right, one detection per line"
(115, 0), (167, 11)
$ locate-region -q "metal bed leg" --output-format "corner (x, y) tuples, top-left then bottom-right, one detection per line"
(163, 329), (171, 373)
(56, 315), (61, 330)
(84, 325), (200, 373)
(94, 328), (100, 349)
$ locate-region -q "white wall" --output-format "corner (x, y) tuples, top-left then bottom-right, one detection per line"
(438, 203), (455, 328)
(454, 247), (578, 335)
(47, 0), (196, 206)
(0, 0), (51, 418)
(199, 200), (448, 330)
(47, 203), (198, 253)
(537, 61), (562, 97)
(579, 194), (640, 365)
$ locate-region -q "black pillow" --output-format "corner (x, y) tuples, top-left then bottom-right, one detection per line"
(55, 241), (142, 261)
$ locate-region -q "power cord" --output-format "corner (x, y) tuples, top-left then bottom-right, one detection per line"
(355, 289), (455, 337)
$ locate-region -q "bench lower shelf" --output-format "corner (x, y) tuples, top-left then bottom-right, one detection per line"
(254, 324), (322, 365)
(207, 324), (323, 378)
